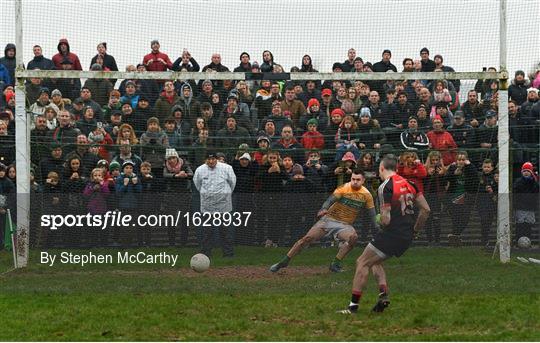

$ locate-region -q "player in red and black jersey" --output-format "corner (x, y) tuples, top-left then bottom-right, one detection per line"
(339, 154), (431, 314)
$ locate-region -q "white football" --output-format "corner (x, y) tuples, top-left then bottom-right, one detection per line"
(517, 236), (531, 249)
(190, 253), (210, 273)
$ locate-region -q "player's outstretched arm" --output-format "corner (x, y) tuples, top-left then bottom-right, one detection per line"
(413, 193), (431, 236)
(318, 195), (338, 217)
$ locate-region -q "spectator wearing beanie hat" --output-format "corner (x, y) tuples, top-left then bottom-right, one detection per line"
(357, 108), (387, 151)
(142, 40), (173, 73)
(301, 118), (325, 150)
(300, 98), (328, 132)
(513, 161), (539, 244)
(323, 108), (345, 150)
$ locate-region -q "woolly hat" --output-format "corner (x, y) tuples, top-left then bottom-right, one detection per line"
(307, 98), (320, 108)
(147, 116), (160, 126)
(359, 108), (371, 118)
(331, 108), (345, 118)
(39, 87), (50, 96)
(51, 89), (62, 97)
(257, 135), (270, 144)
(521, 162), (534, 173)
(432, 115), (443, 123)
(97, 159), (109, 168)
(122, 160), (135, 169)
(239, 153), (251, 161)
(292, 163), (304, 176)
(307, 118), (318, 126)
(165, 148), (179, 159)
(109, 161), (120, 171)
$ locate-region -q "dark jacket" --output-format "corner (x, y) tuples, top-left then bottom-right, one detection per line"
(512, 176), (539, 211)
(445, 163), (478, 196)
(357, 120), (387, 147)
(39, 156), (64, 183)
(232, 159), (258, 193)
(460, 100), (484, 124)
(257, 162), (288, 193)
(83, 79), (114, 107)
(508, 79), (529, 105)
(115, 172), (142, 209)
(0, 44), (17, 86)
(421, 59), (436, 72)
(447, 123), (476, 148)
(27, 54), (55, 71)
(172, 56), (200, 72)
(477, 123), (498, 146)
(163, 158), (193, 193)
(47, 125), (81, 154)
(400, 130), (430, 151)
(90, 53), (118, 72)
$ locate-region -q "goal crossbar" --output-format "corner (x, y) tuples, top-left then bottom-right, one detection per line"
(17, 69), (506, 81)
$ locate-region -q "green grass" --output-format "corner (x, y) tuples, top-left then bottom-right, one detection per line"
(0, 246), (539, 341)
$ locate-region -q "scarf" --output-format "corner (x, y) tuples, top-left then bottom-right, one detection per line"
(166, 157), (183, 174)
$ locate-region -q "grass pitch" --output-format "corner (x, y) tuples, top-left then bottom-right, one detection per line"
(0, 246), (539, 341)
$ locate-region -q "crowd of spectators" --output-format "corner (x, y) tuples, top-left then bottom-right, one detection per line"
(0, 40), (538, 250)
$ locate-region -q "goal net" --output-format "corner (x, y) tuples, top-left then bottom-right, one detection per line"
(1, 0), (539, 268)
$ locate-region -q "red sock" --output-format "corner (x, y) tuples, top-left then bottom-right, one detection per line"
(379, 284), (388, 294)
(351, 290), (362, 304)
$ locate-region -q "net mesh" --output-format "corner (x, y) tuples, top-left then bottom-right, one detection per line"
(0, 0), (539, 253)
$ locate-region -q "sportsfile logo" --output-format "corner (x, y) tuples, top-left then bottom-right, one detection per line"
(41, 211), (252, 230)
(40, 211), (176, 230)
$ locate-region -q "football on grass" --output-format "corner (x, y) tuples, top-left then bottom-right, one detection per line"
(517, 236), (531, 249)
(190, 253), (210, 272)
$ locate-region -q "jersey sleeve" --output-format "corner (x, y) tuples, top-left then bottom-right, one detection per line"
(332, 184), (347, 199)
(407, 180), (419, 195)
(365, 189), (375, 209)
(378, 180), (393, 209)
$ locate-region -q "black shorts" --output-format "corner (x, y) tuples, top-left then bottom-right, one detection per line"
(370, 231), (413, 258)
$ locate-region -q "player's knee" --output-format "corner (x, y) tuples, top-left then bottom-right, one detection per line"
(356, 255), (366, 267)
(301, 235), (315, 245)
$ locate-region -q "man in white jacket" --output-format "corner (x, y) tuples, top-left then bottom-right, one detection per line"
(193, 151), (237, 257)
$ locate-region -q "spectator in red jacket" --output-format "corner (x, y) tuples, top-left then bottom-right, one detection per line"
(51, 38), (83, 70)
(397, 151), (427, 194)
(143, 40), (173, 72)
(301, 118), (324, 150)
(427, 115), (457, 165)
